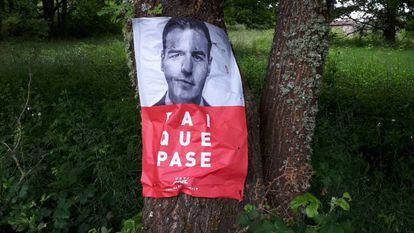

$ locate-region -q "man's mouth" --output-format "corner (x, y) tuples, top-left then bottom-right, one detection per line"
(174, 78), (195, 86)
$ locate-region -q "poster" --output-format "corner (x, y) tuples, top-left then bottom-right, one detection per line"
(132, 17), (248, 200)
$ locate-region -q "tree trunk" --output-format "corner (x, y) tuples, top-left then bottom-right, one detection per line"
(124, 1), (263, 232)
(56, 0), (68, 37)
(260, 0), (330, 219)
(60, 0), (68, 36)
(42, 0), (55, 36)
(383, 2), (397, 43)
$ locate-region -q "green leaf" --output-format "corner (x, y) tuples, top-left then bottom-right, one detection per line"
(305, 194), (321, 218)
(304, 193), (321, 207)
(121, 219), (136, 233)
(37, 222), (47, 231)
(342, 192), (352, 201)
(305, 202), (320, 218)
(244, 204), (255, 213)
(336, 198), (350, 211)
(290, 195), (308, 210)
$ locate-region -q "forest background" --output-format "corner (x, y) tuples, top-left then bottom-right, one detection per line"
(1, 0), (413, 232)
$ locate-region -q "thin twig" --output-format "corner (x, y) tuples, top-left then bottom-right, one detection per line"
(2, 136), (26, 183)
(16, 70), (33, 126)
(6, 57), (35, 185)
(2, 141), (12, 152)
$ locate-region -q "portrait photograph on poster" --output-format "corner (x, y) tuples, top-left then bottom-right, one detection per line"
(133, 17), (245, 107)
(132, 17), (248, 200)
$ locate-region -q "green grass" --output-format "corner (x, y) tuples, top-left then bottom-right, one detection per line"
(313, 46), (414, 232)
(1, 32), (413, 232)
(228, 29), (273, 96)
(0, 37), (141, 232)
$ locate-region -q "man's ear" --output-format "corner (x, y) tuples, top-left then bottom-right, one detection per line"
(161, 50), (165, 72)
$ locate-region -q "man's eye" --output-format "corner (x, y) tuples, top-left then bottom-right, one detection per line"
(169, 53), (180, 58)
(193, 55), (204, 61)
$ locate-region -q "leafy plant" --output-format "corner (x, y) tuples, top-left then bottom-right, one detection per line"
(88, 212), (142, 233)
(97, 1), (133, 24)
(237, 192), (353, 233)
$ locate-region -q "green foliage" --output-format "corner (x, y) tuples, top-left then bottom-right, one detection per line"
(329, 30), (414, 49)
(224, 0), (276, 29)
(0, 38), (141, 232)
(0, 0), (49, 39)
(88, 212), (142, 233)
(237, 192), (353, 233)
(0, 0), (123, 39)
(312, 45), (414, 232)
(67, 0), (122, 37)
(146, 3), (163, 16)
(97, 1), (133, 24)
(334, 0), (414, 42)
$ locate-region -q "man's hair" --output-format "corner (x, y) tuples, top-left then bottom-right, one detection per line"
(162, 18), (212, 57)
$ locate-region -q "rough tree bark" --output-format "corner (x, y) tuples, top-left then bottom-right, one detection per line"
(260, 0), (330, 218)
(124, 0), (329, 231)
(124, 1), (263, 232)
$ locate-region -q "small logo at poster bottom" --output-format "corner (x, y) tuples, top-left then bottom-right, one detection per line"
(172, 177), (189, 185)
(163, 177), (199, 192)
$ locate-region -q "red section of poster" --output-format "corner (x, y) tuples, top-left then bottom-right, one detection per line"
(141, 104), (248, 200)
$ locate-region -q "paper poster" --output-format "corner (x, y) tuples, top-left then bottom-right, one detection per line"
(132, 17), (248, 200)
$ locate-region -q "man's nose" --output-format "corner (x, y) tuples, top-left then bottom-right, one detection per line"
(181, 55), (193, 76)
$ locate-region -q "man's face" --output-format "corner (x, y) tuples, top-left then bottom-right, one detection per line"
(161, 27), (211, 104)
